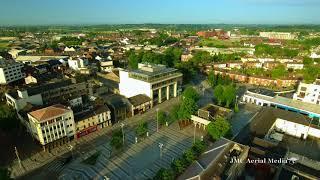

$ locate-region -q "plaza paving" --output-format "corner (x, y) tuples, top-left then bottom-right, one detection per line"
(56, 121), (196, 180)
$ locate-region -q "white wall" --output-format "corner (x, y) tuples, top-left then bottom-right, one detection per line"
(119, 70), (152, 98)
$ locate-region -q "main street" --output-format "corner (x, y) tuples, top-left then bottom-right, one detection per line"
(15, 97), (181, 179)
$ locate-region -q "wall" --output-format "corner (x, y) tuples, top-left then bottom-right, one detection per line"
(119, 70), (151, 98)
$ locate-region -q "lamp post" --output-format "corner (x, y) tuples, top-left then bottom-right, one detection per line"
(193, 123), (196, 143)
(156, 108), (159, 132)
(14, 146), (22, 169)
(159, 143), (164, 158)
(68, 144), (74, 159)
(120, 123), (125, 146)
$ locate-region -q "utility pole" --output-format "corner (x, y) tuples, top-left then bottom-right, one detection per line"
(14, 146), (22, 169)
(156, 108), (159, 132)
(121, 123), (125, 146)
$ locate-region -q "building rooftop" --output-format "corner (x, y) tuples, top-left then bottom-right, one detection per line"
(246, 91), (320, 115)
(128, 63), (182, 83)
(178, 138), (249, 180)
(28, 104), (71, 122)
(128, 94), (151, 107)
(23, 79), (74, 96)
(249, 107), (318, 137)
(74, 105), (110, 122)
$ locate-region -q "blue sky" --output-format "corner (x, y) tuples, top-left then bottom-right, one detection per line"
(0, 0), (320, 25)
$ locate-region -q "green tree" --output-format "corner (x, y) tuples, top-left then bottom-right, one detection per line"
(178, 98), (198, 120)
(207, 117), (231, 140)
(271, 65), (287, 79)
(183, 149), (195, 164)
(154, 168), (174, 180)
(182, 86), (199, 102)
(135, 122), (148, 137)
(169, 105), (180, 123)
(128, 51), (140, 69)
(0, 104), (19, 131)
(191, 140), (206, 156)
(0, 168), (12, 180)
(171, 158), (185, 174)
(223, 85), (236, 108)
(214, 85), (224, 105)
(303, 57), (313, 65)
(207, 71), (215, 87)
(110, 130), (123, 149)
(158, 111), (167, 126)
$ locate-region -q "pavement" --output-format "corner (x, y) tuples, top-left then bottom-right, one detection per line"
(13, 97), (180, 179)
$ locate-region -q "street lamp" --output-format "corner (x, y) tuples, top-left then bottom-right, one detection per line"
(156, 108), (159, 132)
(193, 123), (196, 143)
(68, 144), (74, 158)
(120, 123), (125, 146)
(159, 143), (164, 158)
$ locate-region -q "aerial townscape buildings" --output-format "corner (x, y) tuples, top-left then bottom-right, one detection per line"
(1, 3), (320, 180)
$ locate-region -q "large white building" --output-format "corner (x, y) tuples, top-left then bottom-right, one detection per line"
(27, 104), (75, 149)
(293, 79), (320, 105)
(0, 60), (25, 84)
(259, 32), (297, 40)
(119, 63), (182, 105)
(68, 58), (89, 71)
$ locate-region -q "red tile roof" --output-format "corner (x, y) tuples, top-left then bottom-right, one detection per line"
(29, 104), (71, 122)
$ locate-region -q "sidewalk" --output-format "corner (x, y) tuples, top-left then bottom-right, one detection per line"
(10, 97), (179, 178)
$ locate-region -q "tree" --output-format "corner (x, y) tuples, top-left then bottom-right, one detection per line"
(183, 149), (195, 164)
(154, 168), (174, 180)
(171, 158), (185, 174)
(110, 130), (123, 149)
(213, 85), (224, 105)
(128, 51), (140, 69)
(191, 140), (206, 156)
(178, 98), (198, 120)
(207, 117), (231, 140)
(271, 65), (287, 79)
(303, 57), (313, 65)
(169, 105), (180, 123)
(158, 111), (167, 126)
(0, 168), (12, 180)
(0, 104), (19, 131)
(208, 71), (215, 87)
(182, 86), (199, 102)
(223, 85), (236, 108)
(135, 122), (148, 137)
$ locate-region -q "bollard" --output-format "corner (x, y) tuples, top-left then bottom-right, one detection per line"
(166, 122), (168, 126)
(147, 132), (149, 137)
(135, 137), (138, 143)
(201, 136), (204, 141)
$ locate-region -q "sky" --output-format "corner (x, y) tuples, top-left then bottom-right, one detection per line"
(0, 0), (320, 25)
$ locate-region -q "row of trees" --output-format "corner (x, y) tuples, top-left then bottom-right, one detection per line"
(154, 140), (206, 180)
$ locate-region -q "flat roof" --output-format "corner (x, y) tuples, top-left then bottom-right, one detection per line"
(128, 94), (151, 107)
(246, 91), (320, 115)
(250, 107), (320, 137)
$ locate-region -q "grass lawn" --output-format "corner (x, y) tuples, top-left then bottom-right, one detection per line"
(82, 151), (101, 165)
(198, 38), (240, 48)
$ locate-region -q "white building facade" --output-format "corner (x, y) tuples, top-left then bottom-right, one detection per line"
(0, 60), (25, 84)
(119, 63), (182, 105)
(27, 105), (75, 149)
(293, 80), (320, 105)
